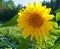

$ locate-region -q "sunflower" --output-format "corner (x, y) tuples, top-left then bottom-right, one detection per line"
(17, 2), (55, 41)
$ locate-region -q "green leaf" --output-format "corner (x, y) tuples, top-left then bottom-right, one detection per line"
(53, 22), (58, 28)
(51, 37), (60, 49)
(17, 37), (31, 49)
(56, 12), (60, 21)
(5, 48), (12, 49)
(54, 37), (60, 44)
(51, 29), (60, 36)
(55, 8), (60, 13)
(1, 15), (18, 27)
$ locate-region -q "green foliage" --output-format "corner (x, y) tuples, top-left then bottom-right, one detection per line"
(0, 26), (32, 49)
(17, 37), (31, 49)
(51, 37), (60, 49)
(55, 0), (60, 11)
(0, 0), (5, 13)
(0, 0), (23, 22)
(8, 0), (16, 9)
(53, 22), (58, 28)
(37, 35), (57, 49)
(1, 15), (18, 27)
(51, 29), (60, 36)
(55, 8), (60, 13)
(0, 0), (16, 22)
(0, 26), (19, 49)
(56, 12), (60, 21)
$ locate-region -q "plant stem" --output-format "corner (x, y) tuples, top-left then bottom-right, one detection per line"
(32, 39), (37, 49)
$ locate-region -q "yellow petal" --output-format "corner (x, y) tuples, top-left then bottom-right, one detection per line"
(44, 8), (51, 14)
(27, 2), (32, 8)
(40, 26), (50, 37)
(23, 27), (34, 38)
(30, 32), (35, 41)
(44, 14), (55, 20)
(34, 28), (40, 40)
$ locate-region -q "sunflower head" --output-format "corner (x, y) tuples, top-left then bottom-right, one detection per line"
(17, 2), (55, 41)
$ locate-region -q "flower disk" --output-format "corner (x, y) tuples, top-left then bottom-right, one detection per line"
(17, 2), (55, 41)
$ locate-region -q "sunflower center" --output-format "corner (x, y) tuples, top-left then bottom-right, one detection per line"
(32, 17), (39, 24)
(28, 13), (43, 28)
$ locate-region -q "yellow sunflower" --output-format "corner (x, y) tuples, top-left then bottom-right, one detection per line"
(17, 2), (55, 41)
